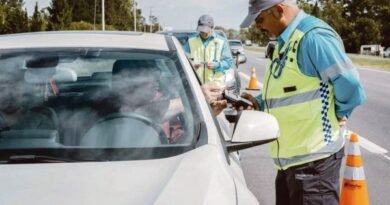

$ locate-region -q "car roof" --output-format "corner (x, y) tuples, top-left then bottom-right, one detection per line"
(158, 30), (197, 34)
(228, 39), (242, 42)
(157, 29), (198, 33)
(159, 30), (226, 38)
(0, 31), (170, 51)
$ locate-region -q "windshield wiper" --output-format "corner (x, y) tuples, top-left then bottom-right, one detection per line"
(1, 155), (77, 164)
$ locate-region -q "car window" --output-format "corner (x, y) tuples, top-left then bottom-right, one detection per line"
(172, 32), (197, 46)
(229, 41), (243, 47)
(0, 48), (202, 162)
(159, 32), (198, 47)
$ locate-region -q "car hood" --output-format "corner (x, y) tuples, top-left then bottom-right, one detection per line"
(0, 145), (238, 205)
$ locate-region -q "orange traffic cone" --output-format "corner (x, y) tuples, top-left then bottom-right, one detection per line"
(340, 132), (370, 205)
(246, 67), (260, 90)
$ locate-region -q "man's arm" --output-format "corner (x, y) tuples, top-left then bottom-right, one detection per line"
(183, 40), (191, 54)
(298, 29), (366, 119)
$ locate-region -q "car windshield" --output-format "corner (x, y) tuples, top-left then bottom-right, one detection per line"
(0, 48), (203, 162)
(229, 41), (242, 47)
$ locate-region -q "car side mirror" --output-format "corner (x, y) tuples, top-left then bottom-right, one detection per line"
(231, 49), (240, 56)
(237, 55), (246, 64)
(225, 110), (279, 152)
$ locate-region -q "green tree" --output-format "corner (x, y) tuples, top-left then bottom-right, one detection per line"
(71, 0), (93, 22)
(30, 2), (46, 31)
(372, 0), (390, 48)
(241, 24), (269, 45)
(135, 8), (144, 31)
(67, 21), (93, 30)
(47, 0), (72, 30)
(297, 0), (386, 53)
(226, 28), (240, 40)
(320, 0), (347, 35)
(47, 0), (150, 32)
(0, 0), (29, 34)
(105, 0), (132, 30)
(298, 0), (315, 14)
(354, 17), (381, 51)
(342, 0), (385, 52)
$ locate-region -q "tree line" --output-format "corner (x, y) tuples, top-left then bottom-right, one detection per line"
(0, 0), (161, 34)
(241, 0), (390, 53)
(1, 0), (388, 53)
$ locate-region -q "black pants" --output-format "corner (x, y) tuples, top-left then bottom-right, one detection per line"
(275, 148), (344, 205)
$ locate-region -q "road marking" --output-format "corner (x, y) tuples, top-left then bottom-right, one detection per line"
(239, 72), (263, 89)
(256, 58), (266, 62)
(245, 49), (264, 55)
(358, 67), (390, 74)
(347, 130), (390, 160)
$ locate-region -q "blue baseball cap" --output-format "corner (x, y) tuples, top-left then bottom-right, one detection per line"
(240, 0), (284, 28)
(197, 15), (214, 33)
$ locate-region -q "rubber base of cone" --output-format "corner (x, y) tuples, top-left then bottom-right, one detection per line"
(340, 179), (369, 205)
(245, 88), (260, 91)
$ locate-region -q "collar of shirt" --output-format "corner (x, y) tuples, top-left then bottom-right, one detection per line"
(277, 10), (307, 49)
(199, 32), (216, 47)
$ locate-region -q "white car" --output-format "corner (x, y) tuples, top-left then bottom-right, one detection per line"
(384, 47), (390, 58)
(244, 40), (252, 46)
(0, 31), (279, 205)
(228, 39), (247, 64)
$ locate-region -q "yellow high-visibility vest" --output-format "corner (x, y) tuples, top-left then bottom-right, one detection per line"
(188, 35), (225, 84)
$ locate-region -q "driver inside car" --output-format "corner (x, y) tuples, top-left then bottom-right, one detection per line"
(112, 65), (185, 144)
(83, 61), (185, 146)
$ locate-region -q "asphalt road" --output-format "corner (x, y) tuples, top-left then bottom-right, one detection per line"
(238, 50), (390, 205)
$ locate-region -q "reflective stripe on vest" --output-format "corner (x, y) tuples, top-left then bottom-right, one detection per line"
(262, 15), (344, 169)
(188, 36), (225, 84)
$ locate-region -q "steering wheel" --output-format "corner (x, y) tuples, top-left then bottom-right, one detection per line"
(95, 112), (169, 144)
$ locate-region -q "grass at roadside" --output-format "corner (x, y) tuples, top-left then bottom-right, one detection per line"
(348, 55), (390, 71)
(244, 46), (390, 71)
(244, 46), (266, 53)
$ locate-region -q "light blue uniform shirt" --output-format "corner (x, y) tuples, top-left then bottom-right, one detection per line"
(256, 11), (366, 118)
(183, 32), (233, 72)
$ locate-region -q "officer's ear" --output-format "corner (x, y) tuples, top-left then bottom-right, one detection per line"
(272, 4), (284, 19)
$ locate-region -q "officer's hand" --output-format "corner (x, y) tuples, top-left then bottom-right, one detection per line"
(194, 63), (200, 70)
(210, 99), (227, 116)
(235, 92), (260, 111)
(201, 82), (225, 103)
(207, 61), (217, 69)
(201, 83), (227, 116)
(337, 116), (347, 127)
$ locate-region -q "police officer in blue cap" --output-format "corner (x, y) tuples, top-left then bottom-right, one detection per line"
(183, 15), (233, 84)
(240, 0), (366, 204)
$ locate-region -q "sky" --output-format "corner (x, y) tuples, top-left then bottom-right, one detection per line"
(24, 0), (250, 30)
